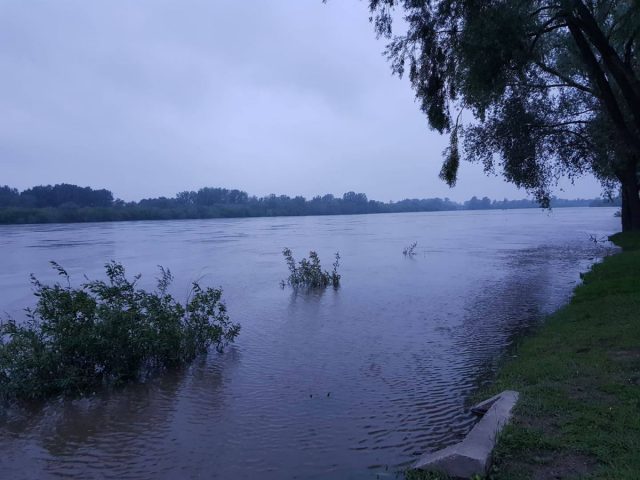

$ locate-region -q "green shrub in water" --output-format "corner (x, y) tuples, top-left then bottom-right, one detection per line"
(0, 261), (240, 400)
(281, 248), (340, 289)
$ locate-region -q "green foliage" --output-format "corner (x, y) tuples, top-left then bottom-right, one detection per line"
(0, 262), (240, 401)
(0, 183), (615, 225)
(19, 183), (113, 208)
(368, 0), (640, 225)
(439, 127), (460, 187)
(281, 248), (340, 289)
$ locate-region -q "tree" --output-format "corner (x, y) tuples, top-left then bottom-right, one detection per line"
(19, 184), (113, 208)
(176, 190), (197, 205)
(0, 186), (20, 207)
(465, 196), (492, 210)
(366, 0), (640, 230)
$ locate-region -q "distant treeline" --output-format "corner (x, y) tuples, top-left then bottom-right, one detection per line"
(0, 184), (620, 225)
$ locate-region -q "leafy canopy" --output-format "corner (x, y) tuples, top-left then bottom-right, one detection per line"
(367, 0), (640, 206)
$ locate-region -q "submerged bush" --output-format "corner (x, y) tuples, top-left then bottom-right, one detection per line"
(0, 261), (240, 401)
(281, 248), (340, 289)
(402, 242), (418, 256)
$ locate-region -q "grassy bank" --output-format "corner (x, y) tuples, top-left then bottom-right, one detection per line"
(408, 232), (640, 480)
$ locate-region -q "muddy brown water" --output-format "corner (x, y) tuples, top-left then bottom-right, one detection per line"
(0, 208), (619, 479)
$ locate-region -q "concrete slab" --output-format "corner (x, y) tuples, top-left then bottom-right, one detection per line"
(470, 391), (504, 416)
(413, 390), (519, 479)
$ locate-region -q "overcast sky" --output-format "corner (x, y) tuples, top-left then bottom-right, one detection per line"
(1, 0), (603, 202)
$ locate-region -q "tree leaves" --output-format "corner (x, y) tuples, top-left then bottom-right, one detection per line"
(367, 0), (640, 211)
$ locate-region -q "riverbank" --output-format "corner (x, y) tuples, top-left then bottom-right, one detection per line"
(409, 232), (640, 479)
(0, 183), (617, 225)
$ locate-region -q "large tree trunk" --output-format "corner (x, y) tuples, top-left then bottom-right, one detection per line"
(620, 167), (640, 231)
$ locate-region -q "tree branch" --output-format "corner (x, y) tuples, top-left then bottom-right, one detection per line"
(566, 14), (640, 154)
(572, 0), (640, 130)
(534, 61), (596, 94)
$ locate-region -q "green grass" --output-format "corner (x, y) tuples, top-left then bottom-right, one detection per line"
(407, 232), (640, 479)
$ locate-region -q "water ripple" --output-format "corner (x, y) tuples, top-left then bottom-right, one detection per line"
(0, 208), (620, 479)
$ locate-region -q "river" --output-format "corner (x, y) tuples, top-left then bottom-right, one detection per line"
(0, 208), (619, 479)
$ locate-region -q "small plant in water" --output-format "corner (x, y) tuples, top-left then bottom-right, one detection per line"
(0, 261), (240, 401)
(403, 242), (418, 257)
(281, 248), (340, 289)
(588, 234), (609, 244)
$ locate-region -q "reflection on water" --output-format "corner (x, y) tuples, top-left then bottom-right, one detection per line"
(0, 208), (619, 479)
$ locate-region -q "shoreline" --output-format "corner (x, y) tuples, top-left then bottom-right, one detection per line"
(409, 231), (640, 479)
(0, 205), (618, 227)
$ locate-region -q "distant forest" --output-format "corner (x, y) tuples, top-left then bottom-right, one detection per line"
(0, 184), (620, 225)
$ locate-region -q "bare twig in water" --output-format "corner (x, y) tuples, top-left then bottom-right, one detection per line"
(403, 242), (418, 257)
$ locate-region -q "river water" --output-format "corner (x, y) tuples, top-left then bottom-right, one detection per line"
(0, 208), (619, 479)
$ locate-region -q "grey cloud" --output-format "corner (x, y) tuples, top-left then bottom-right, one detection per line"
(0, 0), (602, 201)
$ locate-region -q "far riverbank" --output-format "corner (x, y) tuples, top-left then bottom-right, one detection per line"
(0, 183), (618, 225)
